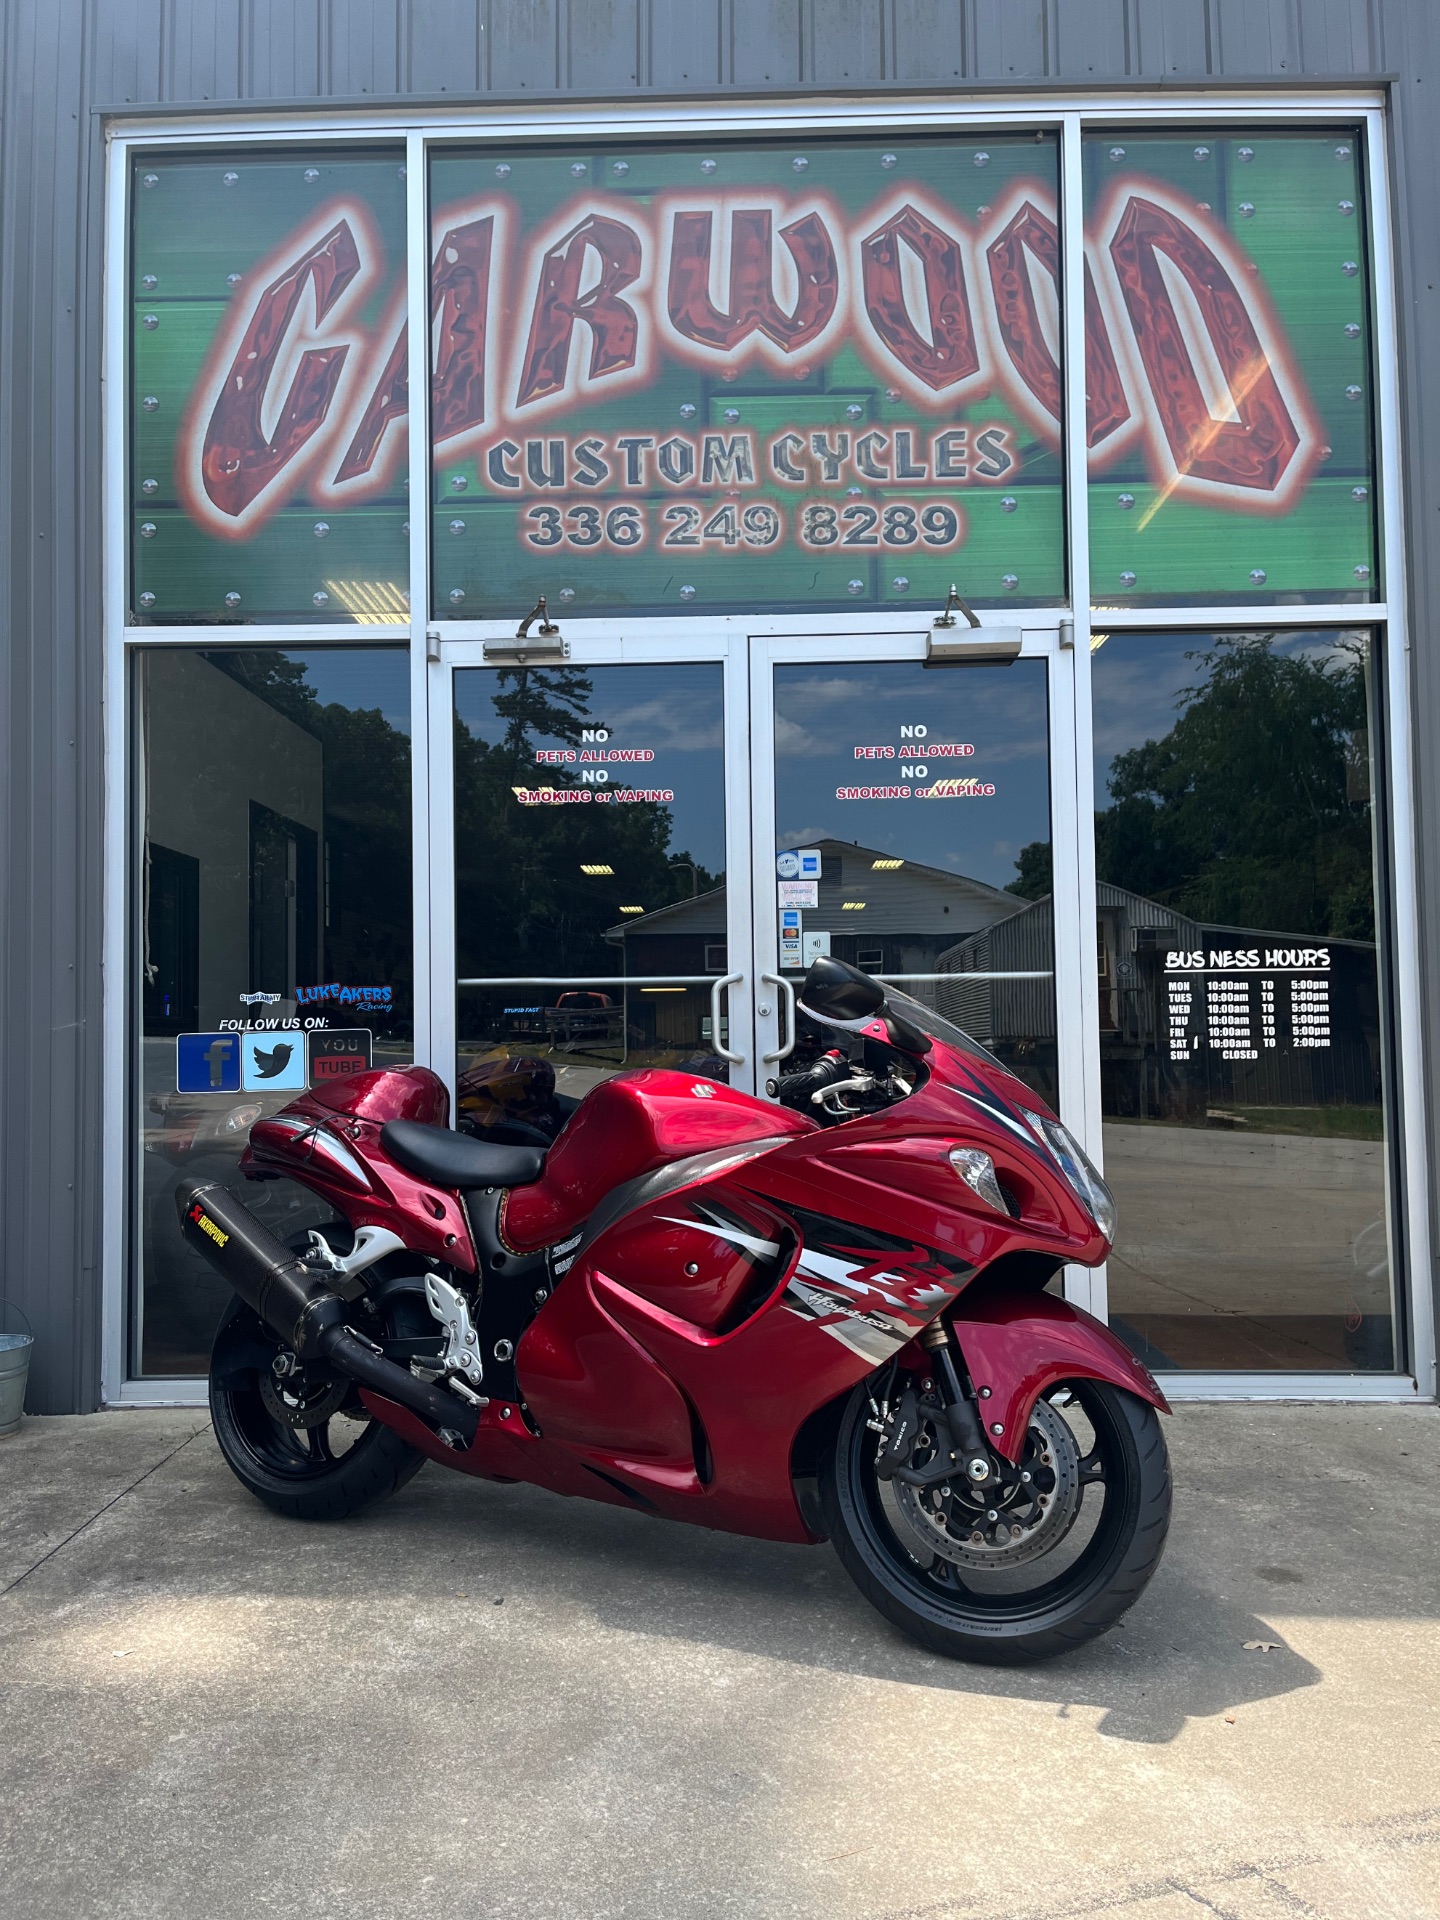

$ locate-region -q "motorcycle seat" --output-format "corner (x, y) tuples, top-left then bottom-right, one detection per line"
(379, 1119), (545, 1190)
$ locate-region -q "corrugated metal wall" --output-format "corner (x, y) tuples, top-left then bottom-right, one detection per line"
(1, 0), (1435, 1409)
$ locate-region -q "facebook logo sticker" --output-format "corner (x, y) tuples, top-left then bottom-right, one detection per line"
(176, 1032), (242, 1094)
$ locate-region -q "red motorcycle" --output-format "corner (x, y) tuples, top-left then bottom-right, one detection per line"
(179, 957), (1170, 1663)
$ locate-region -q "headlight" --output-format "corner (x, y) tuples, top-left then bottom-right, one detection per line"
(1018, 1108), (1117, 1241)
(949, 1145), (1011, 1216)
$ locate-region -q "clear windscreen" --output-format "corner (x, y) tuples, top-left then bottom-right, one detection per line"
(880, 988), (1007, 1072)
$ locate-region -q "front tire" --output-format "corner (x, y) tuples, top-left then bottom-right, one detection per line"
(208, 1295), (428, 1522)
(821, 1377), (1170, 1664)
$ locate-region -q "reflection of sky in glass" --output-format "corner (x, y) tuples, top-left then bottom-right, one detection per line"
(453, 663), (726, 875)
(773, 661), (1050, 892)
(1091, 629), (1365, 802)
(292, 650), (412, 734)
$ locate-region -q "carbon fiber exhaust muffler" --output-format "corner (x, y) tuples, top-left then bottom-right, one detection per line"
(176, 1180), (479, 1444)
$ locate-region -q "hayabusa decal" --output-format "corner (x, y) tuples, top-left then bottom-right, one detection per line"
(547, 1228), (584, 1280)
(781, 1209), (972, 1364)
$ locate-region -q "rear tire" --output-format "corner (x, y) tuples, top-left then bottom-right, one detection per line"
(208, 1296), (428, 1522)
(821, 1376), (1170, 1664)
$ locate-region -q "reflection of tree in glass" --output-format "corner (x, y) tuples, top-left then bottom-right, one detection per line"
(1081, 636), (1374, 939)
(454, 666), (717, 979)
(201, 652), (413, 1022)
(1006, 841), (1053, 900)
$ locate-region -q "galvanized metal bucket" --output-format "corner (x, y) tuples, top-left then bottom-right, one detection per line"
(0, 1303), (34, 1438)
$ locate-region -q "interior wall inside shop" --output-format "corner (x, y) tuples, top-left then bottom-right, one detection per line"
(143, 653), (324, 1025)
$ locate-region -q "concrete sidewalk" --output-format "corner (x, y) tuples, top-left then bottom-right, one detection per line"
(1, 1403), (1437, 1920)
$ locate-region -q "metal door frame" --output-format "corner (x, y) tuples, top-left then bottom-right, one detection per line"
(427, 623), (759, 1104)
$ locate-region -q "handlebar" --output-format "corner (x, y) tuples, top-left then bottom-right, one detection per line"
(773, 1049), (851, 1108)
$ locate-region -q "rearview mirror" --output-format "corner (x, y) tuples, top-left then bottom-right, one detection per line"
(797, 955), (886, 1025)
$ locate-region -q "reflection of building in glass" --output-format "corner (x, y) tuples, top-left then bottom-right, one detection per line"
(607, 836), (1057, 1098)
(939, 881), (1382, 1122)
(609, 836), (1024, 977)
(145, 653), (324, 1029)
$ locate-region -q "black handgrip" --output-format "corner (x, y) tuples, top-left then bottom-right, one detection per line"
(775, 1049), (851, 1110)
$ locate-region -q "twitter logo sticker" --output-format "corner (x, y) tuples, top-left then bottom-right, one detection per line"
(242, 1032), (306, 1092)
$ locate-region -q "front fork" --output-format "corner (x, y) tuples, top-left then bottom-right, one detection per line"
(870, 1320), (1008, 1494)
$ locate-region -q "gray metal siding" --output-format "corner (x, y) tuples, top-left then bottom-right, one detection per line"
(2, 0), (1436, 1409)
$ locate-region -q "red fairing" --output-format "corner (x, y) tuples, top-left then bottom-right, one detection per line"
(240, 1065), (476, 1273)
(586, 1188), (798, 1333)
(502, 1069), (814, 1251)
(726, 1076), (1108, 1270)
(952, 1289), (1170, 1464)
(517, 1265), (700, 1472)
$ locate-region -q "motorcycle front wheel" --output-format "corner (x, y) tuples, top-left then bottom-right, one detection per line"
(821, 1376), (1171, 1664)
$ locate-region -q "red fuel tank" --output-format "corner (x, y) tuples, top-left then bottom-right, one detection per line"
(502, 1070), (813, 1251)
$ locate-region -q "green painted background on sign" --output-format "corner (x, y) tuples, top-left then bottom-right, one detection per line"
(129, 149), (409, 625)
(1083, 131), (1377, 607)
(429, 134), (1064, 618)
(127, 129), (1376, 625)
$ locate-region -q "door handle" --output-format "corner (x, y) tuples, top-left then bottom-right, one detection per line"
(710, 972), (745, 1065)
(761, 972), (796, 1064)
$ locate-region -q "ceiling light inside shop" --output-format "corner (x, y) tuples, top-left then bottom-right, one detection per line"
(619, 905), (644, 914)
(871, 858), (904, 870)
(580, 863), (614, 875)
(1090, 632), (1110, 651)
(842, 901), (866, 910)
(321, 579), (411, 624)
(640, 986), (685, 993)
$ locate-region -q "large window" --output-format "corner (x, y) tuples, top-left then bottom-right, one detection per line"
(1083, 129), (1377, 607)
(429, 134), (1064, 616)
(134, 648), (412, 1375)
(1090, 629), (1393, 1370)
(129, 148), (409, 625)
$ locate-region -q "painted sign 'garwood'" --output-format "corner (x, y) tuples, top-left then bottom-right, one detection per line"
(178, 182), (1317, 539)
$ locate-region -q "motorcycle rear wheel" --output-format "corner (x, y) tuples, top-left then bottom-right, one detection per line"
(821, 1376), (1170, 1664)
(209, 1295), (428, 1522)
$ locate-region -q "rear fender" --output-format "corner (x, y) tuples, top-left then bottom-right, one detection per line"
(951, 1289), (1169, 1465)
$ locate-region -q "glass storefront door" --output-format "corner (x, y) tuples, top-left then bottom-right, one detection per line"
(435, 634), (758, 1122)
(747, 632), (1072, 1113)
(434, 621), (1086, 1212)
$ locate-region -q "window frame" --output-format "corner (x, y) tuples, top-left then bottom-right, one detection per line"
(100, 92), (1432, 1405)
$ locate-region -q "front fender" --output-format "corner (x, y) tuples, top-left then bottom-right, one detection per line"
(951, 1289), (1169, 1464)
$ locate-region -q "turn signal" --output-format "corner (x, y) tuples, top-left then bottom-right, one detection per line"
(948, 1146), (1010, 1216)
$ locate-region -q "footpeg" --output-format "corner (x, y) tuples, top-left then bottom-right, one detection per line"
(423, 1272), (486, 1390)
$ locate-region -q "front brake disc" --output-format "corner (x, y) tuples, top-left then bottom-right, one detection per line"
(892, 1396), (1082, 1571)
